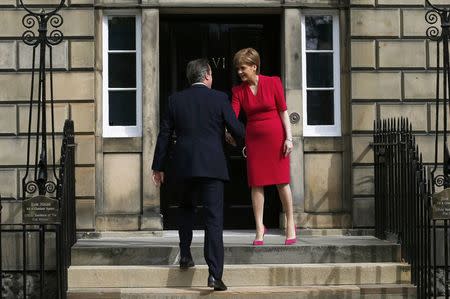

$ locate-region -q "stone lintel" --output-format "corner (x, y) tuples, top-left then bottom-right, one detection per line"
(94, 0), (346, 8)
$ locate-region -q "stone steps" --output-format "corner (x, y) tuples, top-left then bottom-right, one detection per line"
(68, 232), (414, 298)
(68, 263), (411, 289)
(71, 233), (400, 266)
(67, 284), (416, 299)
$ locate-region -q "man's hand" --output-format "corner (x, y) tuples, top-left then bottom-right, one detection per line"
(152, 171), (165, 187)
(225, 131), (237, 146)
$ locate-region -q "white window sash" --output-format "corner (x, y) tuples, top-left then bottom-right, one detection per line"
(102, 14), (142, 138)
(301, 13), (341, 137)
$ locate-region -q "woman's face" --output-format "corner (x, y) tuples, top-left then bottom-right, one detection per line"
(236, 63), (257, 82)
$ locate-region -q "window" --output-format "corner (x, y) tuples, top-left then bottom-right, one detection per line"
(301, 13), (341, 137)
(103, 14), (142, 137)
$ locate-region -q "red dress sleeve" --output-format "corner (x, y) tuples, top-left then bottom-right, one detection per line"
(231, 86), (242, 117)
(273, 76), (287, 111)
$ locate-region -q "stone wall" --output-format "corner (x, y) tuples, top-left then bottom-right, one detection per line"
(350, 0), (449, 227)
(3, 0), (444, 233)
(0, 1), (95, 232)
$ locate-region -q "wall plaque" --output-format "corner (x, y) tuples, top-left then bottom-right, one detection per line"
(23, 195), (60, 224)
(432, 188), (450, 220)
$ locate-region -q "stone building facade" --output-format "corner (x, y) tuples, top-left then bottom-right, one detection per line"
(0, 0), (446, 232)
(351, 0), (449, 227)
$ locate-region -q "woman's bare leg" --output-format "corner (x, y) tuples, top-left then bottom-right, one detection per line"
(251, 186), (265, 240)
(276, 183), (296, 239)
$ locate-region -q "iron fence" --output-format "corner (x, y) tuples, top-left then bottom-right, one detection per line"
(374, 118), (450, 299)
(0, 119), (76, 299)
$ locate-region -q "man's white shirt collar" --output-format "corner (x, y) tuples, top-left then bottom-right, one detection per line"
(192, 82), (208, 87)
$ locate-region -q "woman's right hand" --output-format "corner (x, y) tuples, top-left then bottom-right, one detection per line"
(283, 139), (293, 157)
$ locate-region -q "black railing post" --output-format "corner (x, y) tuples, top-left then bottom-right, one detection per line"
(15, 1), (70, 298)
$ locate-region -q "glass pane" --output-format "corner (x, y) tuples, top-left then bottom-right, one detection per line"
(109, 90), (136, 126)
(108, 17), (136, 50)
(307, 90), (334, 126)
(307, 53), (333, 88)
(306, 16), (333, 50)
(109, 53), (136, 88)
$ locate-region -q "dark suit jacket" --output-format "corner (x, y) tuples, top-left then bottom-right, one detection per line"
(152, 84), (245, 181)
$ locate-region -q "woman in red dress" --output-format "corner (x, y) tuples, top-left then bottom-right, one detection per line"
(230, 48), (296, 245)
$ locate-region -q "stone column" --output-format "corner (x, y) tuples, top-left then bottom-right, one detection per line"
(141, 9), (163, 230)
(94, 8), (105, 229)
(283, 8), (305, 225)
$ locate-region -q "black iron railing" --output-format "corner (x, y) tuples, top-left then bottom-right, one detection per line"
(0, 0), (76, 297)
(0, 119), (76, 299)
(374, 118), (450, 299)
(57, 119), (77, 296)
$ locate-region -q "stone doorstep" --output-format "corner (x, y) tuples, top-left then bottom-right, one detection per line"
(70, 233), (400, 266)
(67, 285), (416, 299)
(70, 243), (401, 266)
(68, 263), (411, 289)
(76, 229), (375, 239)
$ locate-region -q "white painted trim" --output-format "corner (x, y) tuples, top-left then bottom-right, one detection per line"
(102, 13), (142, 138)
(301, 12), (341, 137)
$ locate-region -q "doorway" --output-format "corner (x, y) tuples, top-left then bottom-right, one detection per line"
(159, 15), (282, 229)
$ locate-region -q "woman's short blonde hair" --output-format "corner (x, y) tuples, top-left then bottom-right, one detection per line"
(233, 48), (261, 74)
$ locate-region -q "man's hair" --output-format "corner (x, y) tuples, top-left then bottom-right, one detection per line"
(186, 58), (210, 85)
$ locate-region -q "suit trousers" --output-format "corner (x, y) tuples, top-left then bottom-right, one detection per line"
(178, 178), (224, 280)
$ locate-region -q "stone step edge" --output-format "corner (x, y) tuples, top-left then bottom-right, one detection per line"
(72, 243), (399, 248)
(69, 262), (409, 269)
(77, 229), (375, 239)
(359, 284), (416, 294)
(67, 284), (416, 296)
(68, 263), (411, 288)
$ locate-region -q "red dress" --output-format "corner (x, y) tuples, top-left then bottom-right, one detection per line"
(232, 75), (290, 187)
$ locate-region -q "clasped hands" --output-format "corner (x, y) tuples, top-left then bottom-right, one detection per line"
(225, 131), (237, 146)
(225, 130), (293, 157)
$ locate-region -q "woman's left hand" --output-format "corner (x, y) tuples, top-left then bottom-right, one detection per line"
(283, 139), (293, 157)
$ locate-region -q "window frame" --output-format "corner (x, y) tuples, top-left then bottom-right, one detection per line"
(102, 12), (142, 138)
(301, 11), (341, 137)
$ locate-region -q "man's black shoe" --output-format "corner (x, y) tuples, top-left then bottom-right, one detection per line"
(207, 274), (227, 291)
(179, 256), (195, 269)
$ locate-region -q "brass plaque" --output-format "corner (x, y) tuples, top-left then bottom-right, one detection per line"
(23, 195), (60, 224)
(432, 188), (450, 220)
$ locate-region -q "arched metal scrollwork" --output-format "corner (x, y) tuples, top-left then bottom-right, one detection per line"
(426, 1), (450, 189)
(19, 1), (65, 47)
(433, 175), (450, 188)
(425, 10), (442, 41)
(20, 0), (66, 201)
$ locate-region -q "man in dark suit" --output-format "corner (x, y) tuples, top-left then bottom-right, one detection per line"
(151, 58), (244, 291)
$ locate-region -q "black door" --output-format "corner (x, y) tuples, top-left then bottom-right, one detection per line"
(159, 15), (282, 229)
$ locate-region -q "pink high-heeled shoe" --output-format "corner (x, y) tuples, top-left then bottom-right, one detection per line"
(284, 237), (297, 245)
(252, 226), (268, 246)
(284, 226), (297, 245)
